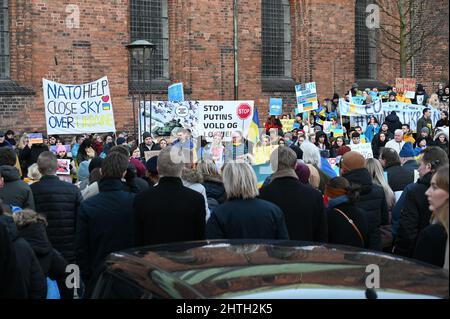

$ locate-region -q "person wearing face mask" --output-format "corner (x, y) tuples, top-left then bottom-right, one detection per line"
(413, 165), (449, 269)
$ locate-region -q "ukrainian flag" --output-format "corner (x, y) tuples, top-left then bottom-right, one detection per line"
(247, 105), (260, 145)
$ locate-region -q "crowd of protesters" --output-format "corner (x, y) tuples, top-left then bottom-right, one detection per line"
(0, 82), (449, 299)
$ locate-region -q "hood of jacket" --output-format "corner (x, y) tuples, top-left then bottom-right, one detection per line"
(385, 112), (400, 123)
(182, 168), (203, 184)
(0, 165), (21, 182)
(0, 215), (19, 241)
(17, 222), (52, 257)
(342, 168), (373, 195)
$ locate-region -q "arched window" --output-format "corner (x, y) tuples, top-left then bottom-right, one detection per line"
(130, 0), (169, 88)
(262, 0), (291, 78)
(355, 0), (377, 79)
(0, 0), (9, 79)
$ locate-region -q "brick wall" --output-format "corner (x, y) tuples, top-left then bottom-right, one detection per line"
(1, 0), (448, 135)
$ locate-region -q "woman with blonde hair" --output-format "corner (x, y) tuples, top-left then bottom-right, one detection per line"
(365, 158), (396, 210)
(414, 165), (449, 269)
(206, 162), (289, 240)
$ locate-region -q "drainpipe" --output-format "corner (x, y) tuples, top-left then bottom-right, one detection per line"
(233, 0), (239, 100)
(410, 4), (415, 77)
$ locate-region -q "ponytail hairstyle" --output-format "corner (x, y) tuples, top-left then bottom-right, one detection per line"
(325, 176), (360, 204)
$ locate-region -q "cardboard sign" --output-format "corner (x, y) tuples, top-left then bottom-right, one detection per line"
(396, 78), (416, 99)
(280, 119), (295, 132)
(350, 143), (373, 159)
(43, 76), (116, 134)
(28, 133), (44, 145)
(144, 150), (161, 162)
(56, 159), (71, 175)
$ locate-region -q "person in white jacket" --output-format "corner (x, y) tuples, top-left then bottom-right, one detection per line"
(385, 129), (406, 155)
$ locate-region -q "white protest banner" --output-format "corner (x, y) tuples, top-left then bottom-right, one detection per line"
(340, 99), (439, 132)
(43, 77), (116, 135)
(140, 101), (254, 142)
(350, 143), (373, 159)
(295, 82), (319, 113)
(200, 101), (254, 142)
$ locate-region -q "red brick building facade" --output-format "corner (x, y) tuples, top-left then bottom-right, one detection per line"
(0, 0), (448, 134)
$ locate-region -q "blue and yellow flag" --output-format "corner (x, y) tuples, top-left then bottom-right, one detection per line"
(247, 105), (260, 145)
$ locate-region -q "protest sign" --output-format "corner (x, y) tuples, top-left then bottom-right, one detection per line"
(328, 158), (340, 176)
(140, 101), (254, 142)
(56, 159), (71, 175)
(28, 133), (43, 145)
(295, 82), (319, 113)
(144, 150), (161, 162)
(280, 119), (295, 132)
(168, 83), (184, 102)
(50, 145), (71, 154)
(341, 100), (440, 132)
(323, 121), (333, 134)
(331, 128), (344, 137)
(350, 143), (373, 159)
(396, 78), (416, 99)
(269, 98), (282, 116)
(253, 163), (273, 188)
(43, 77), (116, 135)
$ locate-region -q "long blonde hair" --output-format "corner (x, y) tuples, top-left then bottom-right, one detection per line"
(431, 165), (449, 235)
(17, 133), (29, 150)
(365, 158), (396, 209)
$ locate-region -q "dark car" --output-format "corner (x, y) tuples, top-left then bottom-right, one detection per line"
(89, 240), (449, 299)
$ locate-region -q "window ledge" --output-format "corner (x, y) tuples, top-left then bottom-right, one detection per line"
(0, 80), (36, 96)
(262, 77), (297, 93)
(128, 79), (192, 95)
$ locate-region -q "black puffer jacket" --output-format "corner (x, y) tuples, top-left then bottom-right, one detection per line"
(394, 172), (433, 258)
(342, 168), (389, 251)
(384, 112), (403, 134)
(385, 163), (414, 192)
(31, 175), (82, 263)
(0, 165), (35, 210)
(18, 144), (50, 175)
(0, 215), (46, 299)
(0, 222), (27, 299)
(18, 221), (68, 276)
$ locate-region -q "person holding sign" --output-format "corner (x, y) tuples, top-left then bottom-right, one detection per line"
(139, 132), (161, 159)
(224, 131), (254, 163)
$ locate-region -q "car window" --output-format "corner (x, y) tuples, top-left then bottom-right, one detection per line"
(91, 271), (158, 299)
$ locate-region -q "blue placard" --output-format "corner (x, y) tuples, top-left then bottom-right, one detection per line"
(168, 83), (184, 102)
(269, 98), (283, 116)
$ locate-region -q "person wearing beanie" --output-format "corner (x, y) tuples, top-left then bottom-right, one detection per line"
(325, 177), (369, 248)
(336, 145), (352, 157)
(139, 132), (161, 159)
(417, 108), (433, 137)
(116, 137), (127, 146)
(340, 151), (389, 251)
(144, 156), (159, 186)
(400, 142), (419, 173)
(294, 162), (311, 185)
(413, 84), (429, 106)
(384, 111), (403, 135)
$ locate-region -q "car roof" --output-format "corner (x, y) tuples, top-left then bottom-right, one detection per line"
(101, 240), (449, 299)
